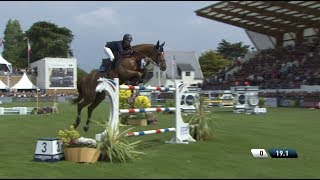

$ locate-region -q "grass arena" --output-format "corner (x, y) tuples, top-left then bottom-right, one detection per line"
(0, 101), (319, 178)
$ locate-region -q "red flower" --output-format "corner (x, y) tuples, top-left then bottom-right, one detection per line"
(69, 139), (76, 145)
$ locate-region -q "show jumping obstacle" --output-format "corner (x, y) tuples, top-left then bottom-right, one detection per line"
(95, 78), (196, 144)
(0, 107), (34, 115)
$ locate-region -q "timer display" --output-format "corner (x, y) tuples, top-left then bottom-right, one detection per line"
(268, 148), (298, 158)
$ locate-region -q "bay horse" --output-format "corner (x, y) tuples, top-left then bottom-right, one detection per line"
(71, 41), (166, 131)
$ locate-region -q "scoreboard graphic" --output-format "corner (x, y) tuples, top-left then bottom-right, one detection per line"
(251, 148), (298, 158)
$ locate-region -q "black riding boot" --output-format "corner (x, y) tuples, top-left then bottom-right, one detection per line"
(110, 58), (121, 71)
(108, 60), (116, 72)
(98, 59), (110, 72)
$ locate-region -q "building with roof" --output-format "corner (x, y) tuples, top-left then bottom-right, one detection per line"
(144, 51), (204, 87)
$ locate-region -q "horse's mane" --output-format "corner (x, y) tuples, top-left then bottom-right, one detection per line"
(131, 44), (155, 57)
(133, 44), (154, 51)
(132, 44), (154, 48)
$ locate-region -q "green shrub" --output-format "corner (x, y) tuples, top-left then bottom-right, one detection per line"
(163, 99), (175, 114)
(184, 97), (216, 141)
(259, 97), (266, 107)
(94, 121), (145, 163)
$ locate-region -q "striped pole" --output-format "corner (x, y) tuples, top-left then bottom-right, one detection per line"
(127, 128), (175, 137)
(120, 107), (175, 114)
(120, 85), (175, 92)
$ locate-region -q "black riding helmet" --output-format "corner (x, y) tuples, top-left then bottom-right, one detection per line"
(123, 34), (133, 42)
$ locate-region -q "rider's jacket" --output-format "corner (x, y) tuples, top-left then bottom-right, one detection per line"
(105, 41), (133, 60)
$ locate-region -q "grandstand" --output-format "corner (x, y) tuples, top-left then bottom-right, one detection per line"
(195, 1), (320, 108)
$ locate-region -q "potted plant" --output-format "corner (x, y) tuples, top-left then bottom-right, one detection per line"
(183, 97), (216, 141)
(93, 120), (145, 163)
(57, 125), (101, 163)
(127, 95), (151, 126)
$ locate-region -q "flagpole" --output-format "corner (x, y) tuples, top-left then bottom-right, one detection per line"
(7, 73), (9, 89)
(172, 55), (175, 83)
(27, 37), (30, 68)
(158, 67), (160, 86)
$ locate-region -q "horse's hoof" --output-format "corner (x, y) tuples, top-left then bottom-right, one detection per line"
(73, 123), (79, 128)
(83, 126), (89, 132)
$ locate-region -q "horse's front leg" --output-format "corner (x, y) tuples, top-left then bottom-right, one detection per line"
(73, 114), (81, 128)
(139, 68), (148, 83)
(119, 69), (143, 81)
(84, 92), (106, 132)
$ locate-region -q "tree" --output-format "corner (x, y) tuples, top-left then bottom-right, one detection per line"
(198, 50), (230, 79)
(216, 39), (250, 61)
(2, 19), (26, 68)
(25, 21), (74, 63)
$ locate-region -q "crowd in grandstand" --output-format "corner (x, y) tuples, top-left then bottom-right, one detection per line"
(259, 91), (320, 100)
(0, 90), (76, 98)
(203, 37), (320, 91)
(0, 67), (36, 76)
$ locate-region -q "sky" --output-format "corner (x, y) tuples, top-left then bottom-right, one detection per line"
(0, 1), (254, 73)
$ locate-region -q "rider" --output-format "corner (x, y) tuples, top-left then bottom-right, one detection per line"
(99, 34), (134, 72)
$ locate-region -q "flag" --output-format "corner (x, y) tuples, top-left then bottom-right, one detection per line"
(27, 41), (32, 54)
(0, 38), (4, 47)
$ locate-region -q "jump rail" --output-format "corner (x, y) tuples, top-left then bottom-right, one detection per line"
(95, 78), (196, 144)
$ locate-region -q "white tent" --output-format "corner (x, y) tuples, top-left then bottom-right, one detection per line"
(0, 55), (12, 73)
(0, 79), (8, 89)
(12, 72), (38, 90)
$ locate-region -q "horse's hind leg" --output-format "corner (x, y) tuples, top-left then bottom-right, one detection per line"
(83, 92), (106, 132)
(73, 97), (89, 128)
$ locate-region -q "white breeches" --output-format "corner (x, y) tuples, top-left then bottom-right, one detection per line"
(104, 47), (114, 61)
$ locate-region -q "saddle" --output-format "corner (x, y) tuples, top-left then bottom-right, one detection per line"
(98, 57), (144, 73)
(98, 57), (144, 85)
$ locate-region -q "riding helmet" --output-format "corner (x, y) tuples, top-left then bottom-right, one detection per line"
(123, 34), (133, 42)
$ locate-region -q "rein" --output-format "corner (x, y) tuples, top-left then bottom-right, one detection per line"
(133, 50), (159, 68)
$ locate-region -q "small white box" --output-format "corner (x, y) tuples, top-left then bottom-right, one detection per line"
(34, 138), (64, 162)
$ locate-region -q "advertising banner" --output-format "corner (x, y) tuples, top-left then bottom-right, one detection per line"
(48, 63), (75, 88)
(264, 98), (277, 107)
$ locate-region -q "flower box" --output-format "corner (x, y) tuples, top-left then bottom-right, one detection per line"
(127, 118), (147, 126)
(64, 147), (101, 163)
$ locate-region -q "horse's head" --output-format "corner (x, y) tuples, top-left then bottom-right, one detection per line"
(132, 41), (167, 71)
(152, 40), (166, 71)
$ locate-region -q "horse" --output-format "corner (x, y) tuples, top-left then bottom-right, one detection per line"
(71, 40), (166, 132)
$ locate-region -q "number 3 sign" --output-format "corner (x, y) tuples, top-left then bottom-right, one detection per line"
(34, 138), (64, 162)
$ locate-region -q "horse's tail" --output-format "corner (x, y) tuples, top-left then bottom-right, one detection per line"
(71, 79), (83, 105)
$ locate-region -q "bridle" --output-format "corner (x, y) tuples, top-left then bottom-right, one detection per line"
(133, 49), (165, 69)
